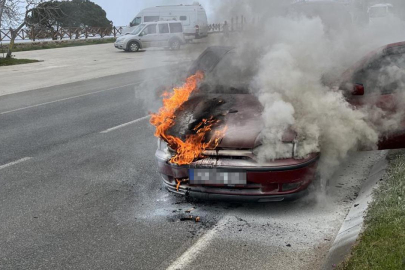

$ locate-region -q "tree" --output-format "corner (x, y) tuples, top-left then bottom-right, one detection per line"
(31, 0), (112, 29)
(0, 0), (22, 28)
(27, 1), (64, 40)
(2, 0), (62, 58)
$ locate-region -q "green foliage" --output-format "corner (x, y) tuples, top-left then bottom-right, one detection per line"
(29, 0), (112, 29)
(339, 152), (405, 270)
(0, 58), (40, 66)
(1, 38), (116, 53)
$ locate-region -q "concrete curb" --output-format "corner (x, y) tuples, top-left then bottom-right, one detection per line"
(323, 151), (388, 269)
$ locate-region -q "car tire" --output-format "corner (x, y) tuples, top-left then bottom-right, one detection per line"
(169, 38), (181, 50)
(127, 41), (140, 52)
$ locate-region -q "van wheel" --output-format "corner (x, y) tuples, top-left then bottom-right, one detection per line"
(128, 41), (140, 52)
(169, 39), (181, 50)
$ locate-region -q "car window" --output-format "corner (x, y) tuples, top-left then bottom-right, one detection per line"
(143, 24), (157, 35)
(169, 23), (182, 33)
(144, 16), (159, 22)
(159, 24), (170, 34)
(209, 52), (255, 92)
(352, 53), (405, 95)
(180, 16), (187, 21)
(196, 51), (219, 72)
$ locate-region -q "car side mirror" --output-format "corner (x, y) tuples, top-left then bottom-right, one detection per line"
(140, 31), (146, 36)
(352, 83), (365, 96)
(130, 22), (134, 27)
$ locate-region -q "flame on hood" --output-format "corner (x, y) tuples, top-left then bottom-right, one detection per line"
(150, 71), (227, 166)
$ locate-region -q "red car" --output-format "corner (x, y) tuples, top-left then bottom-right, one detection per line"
(154, 43), (405, 202)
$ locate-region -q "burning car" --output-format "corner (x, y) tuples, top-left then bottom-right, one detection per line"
(151, 43), (405, 202)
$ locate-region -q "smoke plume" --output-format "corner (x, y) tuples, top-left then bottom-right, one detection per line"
(210, 0), (405, 180)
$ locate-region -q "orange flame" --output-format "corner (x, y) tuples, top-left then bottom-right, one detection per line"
(150, 71), (227, 165)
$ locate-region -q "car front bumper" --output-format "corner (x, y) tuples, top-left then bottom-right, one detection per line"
(114, 42), (125, 49)
(155, 149), (320, 201)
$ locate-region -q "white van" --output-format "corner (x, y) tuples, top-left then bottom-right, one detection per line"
(368, 4), (395, 25)
(124, 3), (208, 40)
(115, 21), (186, 52)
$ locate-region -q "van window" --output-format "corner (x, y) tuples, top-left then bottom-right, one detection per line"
(169, 23), (182, 33)
(143, 24), (157, 35)
(159, 24), (170, 34)
(144, 16), (159, 22)
(180, 16), (187, 21)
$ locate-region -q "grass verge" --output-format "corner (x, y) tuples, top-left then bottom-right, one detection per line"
(339, 150), (405, 270)
(0, 38), (116, 53)
(0, 57), (40, 66)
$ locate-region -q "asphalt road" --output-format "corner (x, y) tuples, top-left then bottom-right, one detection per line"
(0, 64), (384, 270)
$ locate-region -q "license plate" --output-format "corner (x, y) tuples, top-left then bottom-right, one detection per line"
(189, 169), (247, 185)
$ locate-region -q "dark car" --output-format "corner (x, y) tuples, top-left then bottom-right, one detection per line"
(154, 43), (405, 202)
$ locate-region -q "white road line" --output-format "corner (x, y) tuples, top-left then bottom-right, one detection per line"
(0, 157), (32, 171)
(100, 115), (151, 134)
(166, 215), (229, 270)
(0, 82), (141, 116)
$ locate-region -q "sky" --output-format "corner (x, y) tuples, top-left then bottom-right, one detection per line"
(92, 0), (217, 26)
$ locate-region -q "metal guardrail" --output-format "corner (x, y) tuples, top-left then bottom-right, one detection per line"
(0, 26), (125, 42)
(1, 15), (249, 42)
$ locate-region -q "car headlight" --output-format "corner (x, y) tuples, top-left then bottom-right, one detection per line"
(293, 141), (299, 159)
(158, 138), (168, 152)
(157, 138), (171, 160)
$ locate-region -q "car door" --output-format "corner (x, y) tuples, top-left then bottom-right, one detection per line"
(158, 23), (170, 46)
(343, 44), (405, 149)
(140, 24), (158, 48)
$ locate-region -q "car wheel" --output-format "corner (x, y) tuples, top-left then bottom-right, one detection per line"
(128, 41), (140, 52)
(169, 39), (181, 50)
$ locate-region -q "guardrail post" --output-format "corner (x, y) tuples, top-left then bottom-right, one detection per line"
(231, 17), (234, 32)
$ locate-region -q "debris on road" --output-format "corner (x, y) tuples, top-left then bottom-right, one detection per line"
(185, 207), (195, 213)
(180, 215), (194, 221)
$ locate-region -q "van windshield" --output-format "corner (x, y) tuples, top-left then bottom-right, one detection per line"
(131, 17), (142, 26)
(131, 24), (145, 35)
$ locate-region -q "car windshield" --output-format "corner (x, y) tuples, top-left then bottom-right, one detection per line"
(131, 24), (145, 35)
(205, 51), (256, 93)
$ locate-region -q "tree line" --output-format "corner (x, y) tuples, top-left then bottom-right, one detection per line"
(0, 0), (112, 58)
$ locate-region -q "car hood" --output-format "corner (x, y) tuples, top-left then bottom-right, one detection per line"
(168, 93), (264, 149)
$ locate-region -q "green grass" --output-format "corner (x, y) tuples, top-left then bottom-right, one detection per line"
(339, 150), (405, 270)
(0, 38), (116, 53)
(0, 57), (40, 66)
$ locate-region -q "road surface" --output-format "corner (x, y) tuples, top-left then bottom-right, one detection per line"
(0, 48), (384, 270)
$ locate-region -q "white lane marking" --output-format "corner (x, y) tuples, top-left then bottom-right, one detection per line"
(166, 215), (229, 270)
(0, 82), (141, 116)
(100, 115), (151, 134)
(0, 157), (32, 171)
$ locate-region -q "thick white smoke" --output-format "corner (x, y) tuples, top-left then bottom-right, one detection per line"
(210, 0), (405, 179)
(253, 16), (380, 178)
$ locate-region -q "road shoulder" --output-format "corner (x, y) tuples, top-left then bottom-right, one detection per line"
(323, 151), (388, 269)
